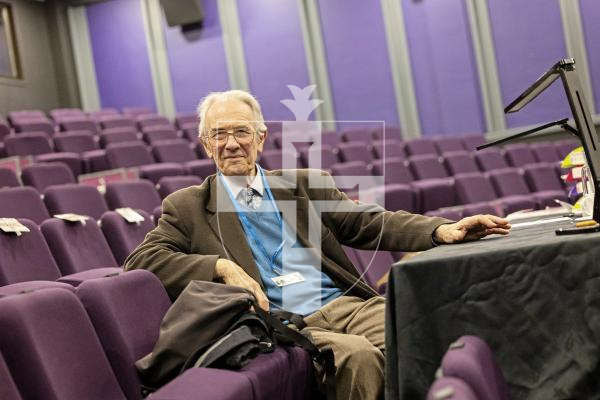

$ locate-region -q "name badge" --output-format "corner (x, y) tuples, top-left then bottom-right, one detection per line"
(272, 272), (306, 287)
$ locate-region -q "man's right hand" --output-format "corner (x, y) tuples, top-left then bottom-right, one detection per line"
(214, 259), (270, 311)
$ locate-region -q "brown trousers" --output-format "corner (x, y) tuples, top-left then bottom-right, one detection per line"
(300, 295), (385, 400)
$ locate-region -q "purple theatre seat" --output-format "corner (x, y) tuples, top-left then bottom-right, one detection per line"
(259, 149), (300, 170)
(265, 121), (283, 134)
(43, 183), (109, 220)
(122, 106), (153, 117)
(58, 117), (99, 135)
(371, 125), (401, 140)
(474, 148), (509, 172)
(330, 161), (373, 195)
(0, 187), (50, 224)
(156, 175), (203, 199)
(460, 134), (486, 152)
(87, 108), (118, 120)
(337, 142), (374, 164)
(341, 126), (371, 144)
(320, 129), (340, 147)
(0, 288), (128, 400)
(34, 152), (83, 177)
(50, 108), (85, 119)
(371, 139), (406, 160)
(54, 131), (99, 153)
(441, 336), (510, 400)
(522, 163), (566, 195)
(433, 136), (466, 154)
(443, 151), (480, 175)
(153, 205), (162, 224)
(0, 167), (20, 188)
(0, 219), (61, 285)
(404, 138), (438, 156)
(370, 157), (414, 185)
(489, 167), (566, 208)
(99, 115), (136, 130)
(21, 163), (76, 192)
(502, 143), (537, 167)
(0, 352), (23, 400)
(461, 203), (499, 217)
(408, 154), (449, 180)
(150, 368), (253, 400)
(454, 172), (535, 216)
(13, 119), (55, 136)
(106, 142), (185, 183)
(0, 119), (11, 142)
(352, 249), (395, 294)
(554, 138), (579, 159)
(4, 132), (53, 156)
(425, 208), (462, 220)
(299, 145), (337, 171)
(76, 270), (172, 400)
(0, 280), (75, 297)
(104, 180), (162, 214)
(182, 127), (199, 142)
(174, 112), (198, 130)
(142, 126), (179, 144)
(100, 210), (155, 264)
(99, 129), (140, 148)
(40, 217), (120, 275)
(530, 142), (561, 163)
(138, 163), (187, 184)
(8, 110), (46, 123)
(137, 114), (172, 130)
(152, 139), (197, 163)
(187, 158), (217, 179)
(371, 184), (417, 213)
(426, 377), (480, 400)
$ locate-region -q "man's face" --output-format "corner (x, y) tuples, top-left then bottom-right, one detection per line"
(202, 99), (265, 176)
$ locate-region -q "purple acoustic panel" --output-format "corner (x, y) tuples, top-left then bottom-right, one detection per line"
(401, 0), (484, 135)
(237, 0), (310, 121)
(163, 0), (230, 113)
(580, 0), (600, 113)
(487, 0), (570, 128)
(86, 0), (157, 111)
(318, 0), (398, 129)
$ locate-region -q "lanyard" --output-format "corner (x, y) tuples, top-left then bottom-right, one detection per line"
(218, 167), (285, 275)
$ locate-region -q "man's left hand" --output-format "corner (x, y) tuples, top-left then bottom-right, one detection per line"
(433, 214), (511, 244)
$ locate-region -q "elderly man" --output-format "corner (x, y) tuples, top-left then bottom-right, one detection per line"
(125, 90), (510, 400)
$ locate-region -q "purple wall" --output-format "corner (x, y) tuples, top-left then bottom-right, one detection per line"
(580, 0), (600, 114)
(86, 0), (156, 111)
(402, 0), (485, 136)
(162, 0), (229, 113)
(237, 0), (311, 121)
(487, 0), (569, 128)
(317, 0), (398, 129)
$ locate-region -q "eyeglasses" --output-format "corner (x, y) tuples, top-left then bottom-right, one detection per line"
(206, 127), (255, 145)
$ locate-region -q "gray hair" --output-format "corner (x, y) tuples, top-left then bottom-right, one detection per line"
(197, 90), (267, 139)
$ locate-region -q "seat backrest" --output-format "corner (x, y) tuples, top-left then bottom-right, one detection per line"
(530, 142), (560, 163)
(0, 167), (20, 188)
(352, 249), (395, 294)
(104, 180), (162, 214)
(14, 119), (54, 136)
(371, 139), (405, 160)
(4, 132), (53, 156)
(259, 149), (299, 170)
(41, 217), (119, 275)
(0, 351), (22, 400)
(0, 288), (127, 400)
(522, 163), (563, 192)
(143, 127), (178, 143)
(152, 139), (196, 163)
(461, 203), (499, 217)
(487, 168), (530, 196)
(371, 125), (401, 141)
(460, 134), (486, 152)
(372, 184), (417, 213)
(100, 210), (155, 265)
(426, 377), (480, 400)
(58, 118), (98, 135)
(341, 127), (371, 144)
(77, 270), (172, 400)
(187, 159), (217, 179)
(408, 154), (449, 180)
(370, 158), (414, 185)
(404, 138), (438, 156)
(106, 142), (154, 168)
(156, 175), (202, 199)
(425, 208), (462, 220)
(299, 145), (337, 171)
(337, 142), (374, 164)
(174, 112), (197, 129)
(0, 119), (10, 142)
(122, 106), (153, 117)
(0, 186), (50, 224)
(21, 163), (76, 192)
(443, 151), (480, 175)
(554, 138), (579, 159)
(474, 148), (509, 171)
(0, 219), (62, 285)
(99, 115), (136, 130)
(54, 131), (98, 153)
(441, 335), (510, 400)
(503, 144), (536, 167)
(100, 130), (140, 148)
(453, 172), (496, 204)
(434, 136), (466, 154)
(43, 183), (109, 220)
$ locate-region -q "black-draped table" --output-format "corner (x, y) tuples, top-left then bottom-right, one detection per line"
(385, 218), (600, 400)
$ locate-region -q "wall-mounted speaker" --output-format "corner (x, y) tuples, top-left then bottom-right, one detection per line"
(160, 0), (204, 28)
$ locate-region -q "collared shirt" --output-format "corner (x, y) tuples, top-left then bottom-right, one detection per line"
(220, 167), (264, 209)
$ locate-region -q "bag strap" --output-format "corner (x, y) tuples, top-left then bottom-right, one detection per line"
(254, 307), (337, 400)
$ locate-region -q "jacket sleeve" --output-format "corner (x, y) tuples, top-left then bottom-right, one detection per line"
(309, 172), (453, 252)
(123, 196), (219, 300)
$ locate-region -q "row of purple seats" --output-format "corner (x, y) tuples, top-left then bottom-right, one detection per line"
(426, 336), (510, 400)
(0, 269), (313, 399)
